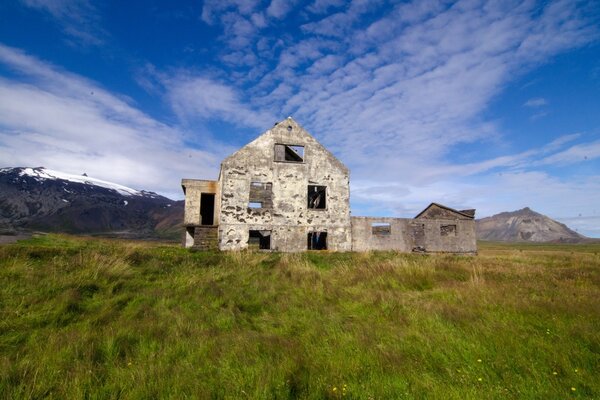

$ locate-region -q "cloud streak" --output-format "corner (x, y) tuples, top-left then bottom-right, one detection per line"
(0, 44), (222, 198)
(19, 0), (106, 46)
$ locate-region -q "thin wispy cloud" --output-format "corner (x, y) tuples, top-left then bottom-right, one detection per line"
(19, 0), (106, 46)
(524, 97), (548, 107)
(163, 73), (276, 129)
(0, 44), (222, 198)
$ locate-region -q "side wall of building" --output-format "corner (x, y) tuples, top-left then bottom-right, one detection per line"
(351, 217), (412, 252)
(217, 119), (352, 252)
(181, 179), (220, 248)
(351, 216), (476, 253)
(416, 219), (477, 253)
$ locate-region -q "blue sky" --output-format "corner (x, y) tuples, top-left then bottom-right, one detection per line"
(0, 0), (599, 236)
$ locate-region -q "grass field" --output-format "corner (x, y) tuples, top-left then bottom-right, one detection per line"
(1, 235), (599, 399)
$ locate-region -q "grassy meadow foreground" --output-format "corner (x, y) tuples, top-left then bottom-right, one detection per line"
(1, 236), (599, 399)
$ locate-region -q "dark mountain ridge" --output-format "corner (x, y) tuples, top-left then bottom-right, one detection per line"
(0, 167), (182, 239)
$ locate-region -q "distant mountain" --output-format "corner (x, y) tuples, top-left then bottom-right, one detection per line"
(476, 207), (586, 242)
(0, 167), (183, 240)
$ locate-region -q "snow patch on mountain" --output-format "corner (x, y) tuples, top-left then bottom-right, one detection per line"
(18, 167), (144, 197)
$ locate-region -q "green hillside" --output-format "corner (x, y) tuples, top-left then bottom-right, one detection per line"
(1, 236), (599, 399)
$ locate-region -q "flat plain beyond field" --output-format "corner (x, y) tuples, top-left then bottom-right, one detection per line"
(1, 236), (599, 399)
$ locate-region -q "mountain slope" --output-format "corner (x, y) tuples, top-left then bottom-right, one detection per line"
(476, 207), (585, 242)
(0, 167), (182, 239)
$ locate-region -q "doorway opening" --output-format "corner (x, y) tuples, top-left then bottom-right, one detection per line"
(200, 193), (215, 225)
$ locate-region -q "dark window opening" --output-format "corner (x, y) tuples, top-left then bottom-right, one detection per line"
(275, 144), (304, 162)
(307, 232), (327, 250)
(200, 193), (215, 225)
(308, 185), (326, 209)
(440, 224), (457, 237)
(249, 230), (271, 250)
(372, 222), (391, 235)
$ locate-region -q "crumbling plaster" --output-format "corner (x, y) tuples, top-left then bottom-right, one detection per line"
(217, 118), (351, 251)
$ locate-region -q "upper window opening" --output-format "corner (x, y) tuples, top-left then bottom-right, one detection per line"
(372, 222), (391, 235)
(249, 182), (272, 209)
(275, 144), (304, 162)
(308, 185), (326, 209)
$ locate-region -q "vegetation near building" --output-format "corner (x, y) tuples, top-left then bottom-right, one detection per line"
(182, 118), (476, 253)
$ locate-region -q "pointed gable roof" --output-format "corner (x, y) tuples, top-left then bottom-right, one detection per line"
(220, 117), (348, 174)
(414, 202), (475, 220)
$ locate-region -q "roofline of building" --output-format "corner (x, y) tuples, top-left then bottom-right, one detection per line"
(414, 202), (475, 219)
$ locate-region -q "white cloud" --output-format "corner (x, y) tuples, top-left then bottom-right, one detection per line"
(0, 44), (223, 198)
(163, 73), (276, 129)
(536, 140), (600, 166)
(266, 0), (296, 19)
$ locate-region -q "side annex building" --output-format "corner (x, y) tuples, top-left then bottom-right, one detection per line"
(182, 118), (476, 253)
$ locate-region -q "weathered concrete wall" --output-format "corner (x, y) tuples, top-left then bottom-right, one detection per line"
(218, 118), (351, 252)
(413, 203), (476, 253)
(351, 217), (412, 252)
(182, 179), (219, 226)
(416, 219), (477, 253)
(352, 216), (476, 253)
(181, 179), (220, 248)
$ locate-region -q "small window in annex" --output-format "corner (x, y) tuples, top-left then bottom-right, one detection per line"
(274, 144), (304, 162)
(371, 222), (391, 235)
(307, 185), (326, 209)
(440, 224), (457, 237)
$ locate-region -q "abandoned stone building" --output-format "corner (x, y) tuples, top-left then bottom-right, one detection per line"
(182, 117), (476, 253)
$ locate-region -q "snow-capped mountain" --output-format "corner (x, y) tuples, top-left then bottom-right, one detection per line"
(4, 167), (156, 197)
(0, 167), (182, 238)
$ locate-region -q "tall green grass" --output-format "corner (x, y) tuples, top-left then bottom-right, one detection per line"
(1, 235), (599, 399)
